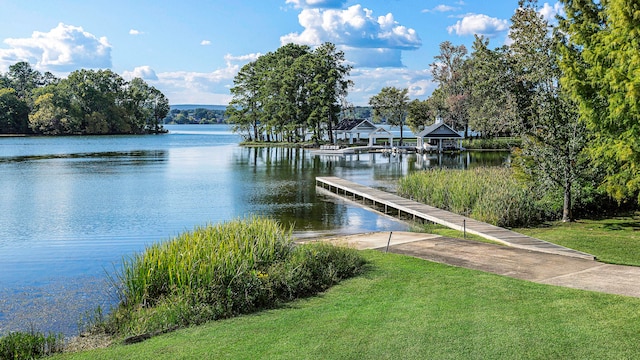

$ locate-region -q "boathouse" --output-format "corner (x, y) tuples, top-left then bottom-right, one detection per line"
(334, 119), (393, 146)
(415, 117), (464, 152)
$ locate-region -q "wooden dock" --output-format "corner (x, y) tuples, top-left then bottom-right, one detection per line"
(311, 145), (385, 155)
(316, 176), (595, 260)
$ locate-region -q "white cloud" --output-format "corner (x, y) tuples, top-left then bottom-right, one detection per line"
(285, 0), (346, 9)
(200, 40), (212, 46)
(122, 65), (158, 81)
(118, 52), (433, 106)
(154, 69), (236, 104)
(133, 53), (260, 104)
(224, 53), (262, 63)
(281, 4), (420, 68)
(282, 5), (421, 50)
(129, 29), (143, 35)
(422, 5), (459, 13)
(0, 23), (111, 72)
(348, 67), (434, 105)
(539, 2), (565, 23)
(447, 14), (509, 37)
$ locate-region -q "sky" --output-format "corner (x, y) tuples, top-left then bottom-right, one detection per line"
(0, 0), (565, 106)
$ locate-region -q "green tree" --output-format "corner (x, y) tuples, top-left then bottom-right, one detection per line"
(227, 60), (263, 141)
(29, 79), (80, 134)
(559, 0), (640, 203)
(466, 36), (517, 137)
(0, 88), (29, 133)
(226, 42), (351, 144)
(266, 43), (312, 142)
(430, 41), (470, 133)
(406, 99), (434, 133)
(149, 87), (169, 133)
(29, 92), (70, 134)
(308, 43), (352, 144)
(125, 78), (169, 133)
(369, 87), (409, 145)
(6, 61), (43, 102)
(510, 0), (588, 222)
(63, 69), (128, 134)
(0, 73), (11, 88)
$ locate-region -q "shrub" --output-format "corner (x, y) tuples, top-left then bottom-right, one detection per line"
(107, 217), (366, 337)
(0, 329), (64, 360)
(462, 137), (522, 150)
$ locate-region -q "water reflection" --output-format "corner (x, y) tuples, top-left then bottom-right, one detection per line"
(0, 149), (165, 161)
(232, 147), (509, 232)
(0, 126), (509, 336)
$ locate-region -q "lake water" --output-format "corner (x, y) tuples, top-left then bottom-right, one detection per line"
(0, 125), (508, 336)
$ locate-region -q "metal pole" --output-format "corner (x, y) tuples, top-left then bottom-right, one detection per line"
(386, 231), (393, 253)
(463, 220), (466, 239)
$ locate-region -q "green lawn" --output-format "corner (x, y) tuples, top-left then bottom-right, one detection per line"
(515, 213), (640, 266)
(57, 250), (640, 360)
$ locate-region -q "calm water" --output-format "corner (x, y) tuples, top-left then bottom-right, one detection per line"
(0, 125), (508, 335)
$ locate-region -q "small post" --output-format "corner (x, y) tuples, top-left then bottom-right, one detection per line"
(463, 220), (466, 239)
(386, 231), (393, 253)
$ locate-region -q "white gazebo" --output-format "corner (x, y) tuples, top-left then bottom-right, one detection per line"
(367, 127), (394, 147)
(334, 119), (379, 144)
(416, 117), (464, 152)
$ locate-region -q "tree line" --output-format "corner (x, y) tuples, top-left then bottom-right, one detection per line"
(226, 42), (352, 144)
(366, 0), (639, 220)
(0, 62), (169, 135)
(165, 108), (226, 124)
(226, 0), (638, 220)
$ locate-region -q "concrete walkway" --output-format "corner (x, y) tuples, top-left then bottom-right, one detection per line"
(302, 231), (640, 298)
(316, 177), (595, 260)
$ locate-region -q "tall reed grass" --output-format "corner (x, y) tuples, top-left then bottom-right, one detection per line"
(0, 329), (64, 360)
(116, 217), (293, 308)
(108, 217), (365, 337)
(398, 167), (540, 227)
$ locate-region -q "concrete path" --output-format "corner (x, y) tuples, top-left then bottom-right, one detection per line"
(316, 177), (595, 260)
(302, 232), (640, 298)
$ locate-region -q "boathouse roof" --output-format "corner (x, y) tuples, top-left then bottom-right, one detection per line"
(416, 118), (463, 139)
(335, 119), (377, 132)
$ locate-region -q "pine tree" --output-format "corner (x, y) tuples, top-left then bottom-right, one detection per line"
(559, 0), (640, 202)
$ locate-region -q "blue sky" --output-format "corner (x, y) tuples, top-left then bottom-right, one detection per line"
(0, 0), (564, 105)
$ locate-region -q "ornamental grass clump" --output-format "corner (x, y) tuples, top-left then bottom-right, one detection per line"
(108, 217), (366, 337)
(0, 329), (64, 360)
(398, 167), (540, 227)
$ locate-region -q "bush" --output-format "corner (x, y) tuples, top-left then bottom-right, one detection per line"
(398, 167), (540, 227)
(0, 329), (64, 360)
(106, 217), (366, 337)
(462, 137), (522, 150)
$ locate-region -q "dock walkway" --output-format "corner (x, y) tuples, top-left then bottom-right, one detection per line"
(315, 176), (595, 260)
(311, 145), (385, 155)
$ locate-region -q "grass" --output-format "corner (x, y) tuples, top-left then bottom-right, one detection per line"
(99, 217), (366, 338)
(56, 250), (640, 359)
(0, 329), (64, 359)
(515, 213), (640, 266)
(398, 167), (539, 227)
